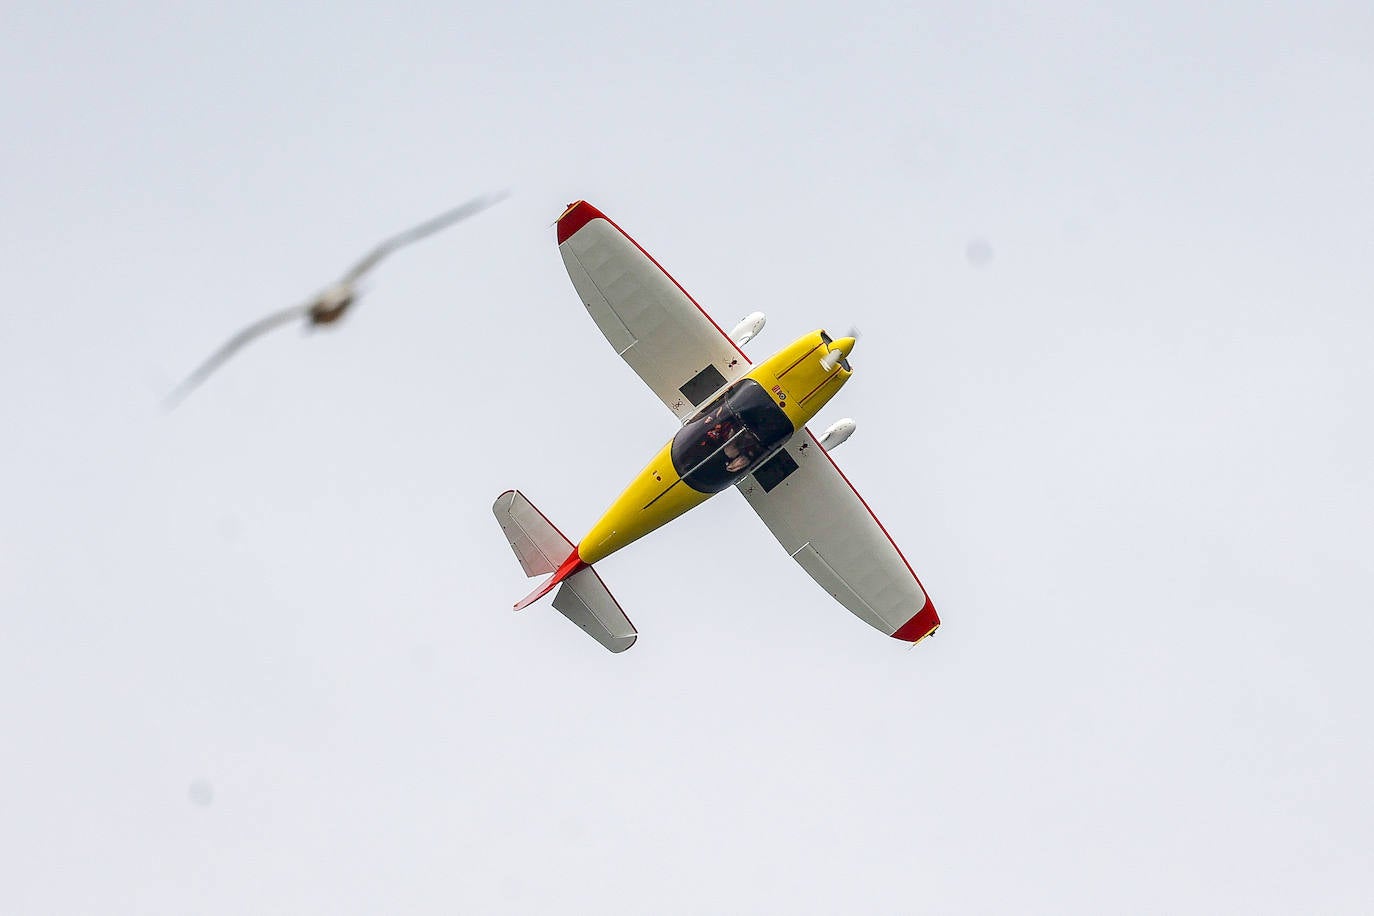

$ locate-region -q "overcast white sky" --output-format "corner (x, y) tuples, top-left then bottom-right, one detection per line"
(3, 2), (1372, 913)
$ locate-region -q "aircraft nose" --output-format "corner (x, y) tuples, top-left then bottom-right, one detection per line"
(832, 336), (856, 358)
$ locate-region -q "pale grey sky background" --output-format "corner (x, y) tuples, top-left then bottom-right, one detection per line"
(3, 2), (1372, 913)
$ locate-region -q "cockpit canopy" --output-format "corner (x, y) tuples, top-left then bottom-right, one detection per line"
(671, 379), (795, 493)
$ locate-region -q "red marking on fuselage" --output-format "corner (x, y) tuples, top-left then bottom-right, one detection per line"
(798, 370), (842, 407)
(776, 341), (824, 380)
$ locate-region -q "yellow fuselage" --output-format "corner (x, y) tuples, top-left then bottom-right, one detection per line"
(577, 331), (852, 565)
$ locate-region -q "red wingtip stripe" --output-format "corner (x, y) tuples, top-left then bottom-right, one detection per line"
(555, 200), (605, 244)
(891, 597), (941, 643)
(552, 199), (751, 366)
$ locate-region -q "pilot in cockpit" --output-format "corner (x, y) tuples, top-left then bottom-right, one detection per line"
(723, 432), (760, 472)
(724, 440), (749, 472)
(699, 411), (734, 449)
(688, 399), (763, 473)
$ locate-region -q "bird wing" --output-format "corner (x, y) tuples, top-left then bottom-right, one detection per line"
(164, 302), (311, 408)
(341, 191), (508, 283)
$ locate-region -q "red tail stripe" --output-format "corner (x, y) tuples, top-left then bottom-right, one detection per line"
(514, 548), (588, 610)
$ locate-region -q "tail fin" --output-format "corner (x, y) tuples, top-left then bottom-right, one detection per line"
(492, 490), (638, 653)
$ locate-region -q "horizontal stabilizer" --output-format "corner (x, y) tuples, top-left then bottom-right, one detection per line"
(492, 489), (573, 578)
(552, 567), (638, 653)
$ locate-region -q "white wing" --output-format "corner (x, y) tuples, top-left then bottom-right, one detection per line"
(737, 429), (940, 643)
(556, 201), (751, 420)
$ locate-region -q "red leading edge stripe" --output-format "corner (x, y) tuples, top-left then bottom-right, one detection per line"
(805, 429), (941, 642)
(555, 200), (751, 365)
(554, 202), (936, 643)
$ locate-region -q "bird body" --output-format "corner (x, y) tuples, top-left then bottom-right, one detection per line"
(307, 282), (356, 325)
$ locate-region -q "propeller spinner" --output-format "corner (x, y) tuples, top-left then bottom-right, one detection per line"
(820, 332), (856, 372)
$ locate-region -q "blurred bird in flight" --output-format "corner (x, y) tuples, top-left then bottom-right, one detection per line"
(165, 192), (507, 408)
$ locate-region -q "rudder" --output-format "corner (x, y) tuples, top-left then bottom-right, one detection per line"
(492, 490), (639, 653)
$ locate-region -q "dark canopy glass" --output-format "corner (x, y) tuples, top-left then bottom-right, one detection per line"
(671, 379), (795, 493)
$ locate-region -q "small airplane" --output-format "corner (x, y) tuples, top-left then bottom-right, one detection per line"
(493, 201), (940, 653)
(165, 192), (507, 407)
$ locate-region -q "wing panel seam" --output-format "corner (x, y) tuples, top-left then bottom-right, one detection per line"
(567, 245), (637, 349)
(802, 544), (881, 618)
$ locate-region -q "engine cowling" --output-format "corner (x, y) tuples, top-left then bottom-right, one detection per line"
(819, 418), (856, 451)
(729, 311), (766, 346)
